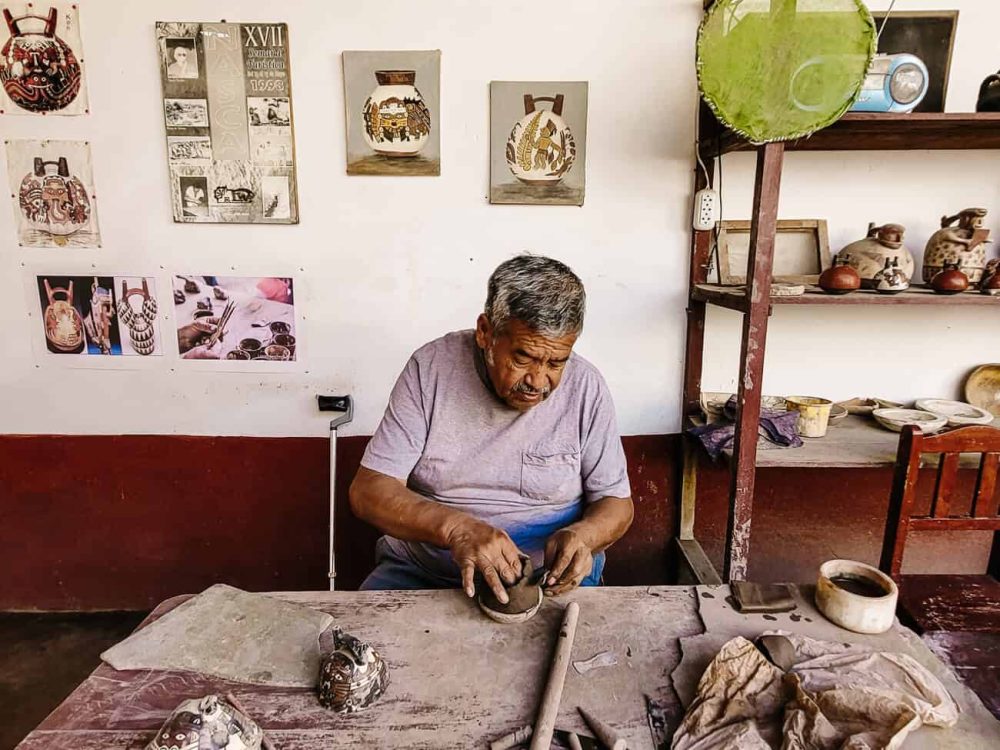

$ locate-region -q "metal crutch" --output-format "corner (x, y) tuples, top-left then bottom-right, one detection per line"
(317, 394), (354, 591)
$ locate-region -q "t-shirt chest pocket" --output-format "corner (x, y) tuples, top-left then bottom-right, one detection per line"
(521, 447), (581, 504)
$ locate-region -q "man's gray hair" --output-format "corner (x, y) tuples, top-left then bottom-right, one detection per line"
(484, 254), (586, 338)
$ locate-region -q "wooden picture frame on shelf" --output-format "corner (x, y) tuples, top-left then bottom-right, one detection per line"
(716, 219), (831, 286)
(871, 11), (958, 113)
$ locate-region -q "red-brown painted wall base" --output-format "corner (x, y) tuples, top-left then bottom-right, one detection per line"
(0, 434), (989, 610)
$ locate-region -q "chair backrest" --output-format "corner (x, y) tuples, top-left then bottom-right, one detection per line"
(879, 424), (1000, 579)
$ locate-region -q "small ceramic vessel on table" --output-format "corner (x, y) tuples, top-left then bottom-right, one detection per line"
(930, 263), (969, 295)
(872, 257), (909, 295)
(838, 223), (914, 289)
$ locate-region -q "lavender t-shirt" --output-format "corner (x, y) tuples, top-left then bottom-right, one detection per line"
(360, 330), (631, 579)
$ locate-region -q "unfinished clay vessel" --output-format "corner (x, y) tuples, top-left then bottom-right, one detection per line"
(818, 255), (861, 295)
(146, 694), (262, 750)
(478, 557), (544, 624)
(923, 208), (991, 283)
(839, 223), (915, 289)
(318, 629), (389, 713)
(931, 263), (969, 295)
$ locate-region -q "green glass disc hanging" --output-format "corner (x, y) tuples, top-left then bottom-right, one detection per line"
(698, 0), (876, 144)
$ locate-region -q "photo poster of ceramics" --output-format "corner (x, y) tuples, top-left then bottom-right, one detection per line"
(155, 21), (299, 223)
(5, 139), (100, 248)
(489, 81), (588, 206)
(172, 275), (297, 363)
(32, 274), (163, 359)
(343, 50), (441, 176)
(0, 2), (89, 115)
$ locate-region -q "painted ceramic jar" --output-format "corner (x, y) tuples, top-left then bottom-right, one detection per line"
(117, 279), (158, 356)
(146, 694), (262, 750)
(0, 8), (82, 113)
(506, 94), (577, 184)
(818, 255), (861, 295)
(19, 157), (91, 242)
(839, 223), (915, 289)
(42, 278), (84, 352)
(930, 262), (969, 295)
(922, 208), (991, 284)
(318, 629), (389, 713)
(362, 70), (431, 157)
(873, 256), (909, 295)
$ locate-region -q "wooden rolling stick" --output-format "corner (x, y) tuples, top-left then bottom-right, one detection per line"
(529, 601), (580, 750)
(579, 706), (627, 750)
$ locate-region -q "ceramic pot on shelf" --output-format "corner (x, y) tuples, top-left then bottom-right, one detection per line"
(873, 256), (909, 295)
(980, 259), (1000, 295)
(506, 93), (577, 184)
(922, 208), (991, 284)
(931, 262), (969, 295)
(818, 255), (861, 294)
(361, 70), (431, 157)
(977, 71), (1000, 112)
(839, 223), (915, 290)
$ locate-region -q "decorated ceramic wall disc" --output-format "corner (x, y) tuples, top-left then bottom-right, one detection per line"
(697, 0), (876, 143)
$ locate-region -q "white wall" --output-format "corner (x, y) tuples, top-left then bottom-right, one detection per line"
(0, 0), (997, 438)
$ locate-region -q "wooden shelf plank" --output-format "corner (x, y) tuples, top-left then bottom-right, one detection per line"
(694, 284), (1000, 308)
(700, 112), (1000, 157)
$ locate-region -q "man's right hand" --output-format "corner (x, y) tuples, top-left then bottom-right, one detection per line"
(445, 518), (523, 605)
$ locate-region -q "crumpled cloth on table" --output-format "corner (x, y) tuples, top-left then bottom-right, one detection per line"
(689, 396), (802, 460)
(671, 632), (959, 750)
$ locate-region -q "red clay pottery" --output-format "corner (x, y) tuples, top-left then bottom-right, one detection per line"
(931, 262), (969, 295)
(923, 208), (991, 283)
(980, 259), (1000, 295)
(818, 255), (862, 295)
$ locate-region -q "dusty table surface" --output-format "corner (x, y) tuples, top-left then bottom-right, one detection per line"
(15, 586), (1000, 749)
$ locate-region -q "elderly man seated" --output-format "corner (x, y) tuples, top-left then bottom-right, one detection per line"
(350, 254), (634, 605)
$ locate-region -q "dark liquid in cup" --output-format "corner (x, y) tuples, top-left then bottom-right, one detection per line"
(830, 574), (887, 598)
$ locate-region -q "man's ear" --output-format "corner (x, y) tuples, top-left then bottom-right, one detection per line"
(474, 314), (491, 349)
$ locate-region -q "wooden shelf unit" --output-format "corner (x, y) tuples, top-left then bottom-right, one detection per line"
(680, 106), (1000, 583)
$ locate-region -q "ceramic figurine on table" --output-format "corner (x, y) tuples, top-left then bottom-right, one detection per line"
(146, 694), (262, 750)
(873, 256), (909, 295)
(818, 255), (861, 295)
(931, 263), (969, 295)
(318, 629), (389, 713)
(362, 70), (431, 158)
(839, 223), (914, 289)
(922, 208), (991, 284)
(506, 93), (577, 185)
(978, 71), (1000, 112)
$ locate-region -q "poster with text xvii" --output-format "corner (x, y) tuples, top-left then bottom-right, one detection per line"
(156, 22), (298, 223)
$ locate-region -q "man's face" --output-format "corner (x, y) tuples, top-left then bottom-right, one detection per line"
(475, 315), (577, 412)
(173, 47), (189, 65)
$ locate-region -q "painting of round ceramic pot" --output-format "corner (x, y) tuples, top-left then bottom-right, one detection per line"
(318, 629), (389, 713)
(838, 223), (914, 289)
(922, 208), (991, 284)
(268, 320), (291, 336)
(264, 344), (290, 361)
(18, 157), (91, 242)
(42, 279), (84, 353)
(226, 349), (251, 360)
(0, 8), (82, 113)
(506, 94), (577, 185)
(146, 694), (262, 750)
(362, 70), (431, 157)
(239, 338), (263, 358)
(272, 333), (295, 355)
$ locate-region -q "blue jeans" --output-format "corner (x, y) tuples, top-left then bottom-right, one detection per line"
(361, 536), (605, 591)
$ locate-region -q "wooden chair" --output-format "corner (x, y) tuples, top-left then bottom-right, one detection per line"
(879, 424), (1000, 633)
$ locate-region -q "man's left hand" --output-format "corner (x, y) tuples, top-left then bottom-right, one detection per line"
(542, 528), (594, 596)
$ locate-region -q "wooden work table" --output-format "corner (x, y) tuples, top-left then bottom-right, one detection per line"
(15, 586), (1000, 749)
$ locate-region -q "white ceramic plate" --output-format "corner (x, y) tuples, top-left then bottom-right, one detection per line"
(914, 398), (994, 427)
(872, 408), (947, 434)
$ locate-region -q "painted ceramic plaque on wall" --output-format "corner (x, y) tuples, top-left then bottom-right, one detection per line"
(33, 275), (162, 357)
(5, 139), (100, 248)
(343, 50), (441, 176)
(490, 81), (587, 206)
(155, 22), (299, 223)
(0, 2), (89, 115)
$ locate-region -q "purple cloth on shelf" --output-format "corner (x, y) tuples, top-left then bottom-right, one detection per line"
(689, 396), (802, 460)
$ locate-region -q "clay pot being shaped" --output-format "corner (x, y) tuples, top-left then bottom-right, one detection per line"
(931, 262), (969, 295)
(923, 208), (991, 284)
(839, 223), (915, 289)
(818, 255), (862, 295)
(146, 694), (263, 750)
(0, 8), (82, 113)
(506, 94), (577, 184)
(318, 629), (390, 714)
(362, 70), (431, 157)
(19, 157), (91, 242)
(978, 71), (1000, 112)
(873, 256), (909, 295)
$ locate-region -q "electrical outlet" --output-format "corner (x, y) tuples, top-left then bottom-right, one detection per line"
(693, 188), (720, 231)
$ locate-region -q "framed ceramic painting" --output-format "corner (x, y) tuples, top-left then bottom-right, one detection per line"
(490, 81), (588, 206)
(871, 11), (958, 113)
(717, 220), (831, 286)
(343, 50), (441, 176)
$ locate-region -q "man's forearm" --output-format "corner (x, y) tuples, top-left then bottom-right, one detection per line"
(349, 466), (472, 548)
(564, 496), (634, 552)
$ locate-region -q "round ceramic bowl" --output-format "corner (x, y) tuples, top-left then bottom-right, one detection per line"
(815, 559), (898, 634)
(827, 403), (849, 424)
(477, 587), (543, 624)
(914, 398), (994, 427)
(965, 365), (1000, 418)
(872, 408), (947, 434)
